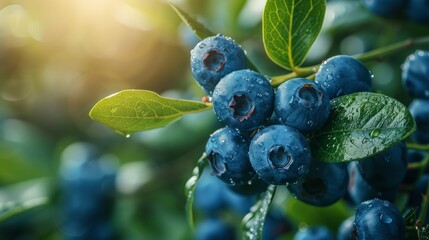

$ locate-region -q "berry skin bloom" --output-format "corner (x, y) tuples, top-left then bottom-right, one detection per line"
(205, 127), (255, 185)
(402, 50), (429, 99)
(249, 124), (311, 185)
(274, 78), (330, 133)
(315, 55), (372, 100)
(190, 34), (246, 95)
(212, 69), (274, 132)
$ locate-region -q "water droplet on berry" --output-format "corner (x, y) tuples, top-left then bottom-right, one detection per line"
(380, 214), (393, 224)
(258, 142), (264, 147)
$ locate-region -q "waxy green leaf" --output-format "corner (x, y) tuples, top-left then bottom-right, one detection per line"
(0, 197), (48, 223)
(89, 90), (211, 136)
(242, 185), (276, 240)
(309, 92), (416, 163)
(263, 0), (326, 70)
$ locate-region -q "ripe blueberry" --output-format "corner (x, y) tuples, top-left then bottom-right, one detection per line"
(294, 226), (334, 240)
(347, 162), (397, 205)
(194, 218), (236, 240)
(190, 34), (246, 95)
(315, 55), (372, 99)
(406, 0), (429, 24)
(212, 69), (274, 131)
(353, 198), (406, 240)
(205, 127), (255, 185)
(337, 215), (355, 240)
(355, 142), (407, 191)
(194, 168), (228, 216)
(402, 50), (429, 99)
(249, 125), (311, 185)
(274, 78), (330, 133)
(361, 0), (406, 17)
(287, 160), (349, 206)
(409, 99), (429, 144)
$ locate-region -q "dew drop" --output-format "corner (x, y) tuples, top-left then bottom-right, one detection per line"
(370, 128), (381, 138)
(380, 213), (393, 224)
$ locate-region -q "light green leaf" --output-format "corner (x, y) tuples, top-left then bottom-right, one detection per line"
(185, 153), (207, 229)
(242, 185), (276, 240)
(89, 90), (212, 136)
(309, 92), (416, 163)
(263, 0), (326, 70)
(0, 197), (48, 223)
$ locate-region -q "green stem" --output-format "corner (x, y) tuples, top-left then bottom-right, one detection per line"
(270, 35), (429, 87)
(407, 143), (429, 151)
(417, 177), (429, 227)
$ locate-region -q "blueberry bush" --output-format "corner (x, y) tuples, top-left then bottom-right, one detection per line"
(1, 0), (429, 239)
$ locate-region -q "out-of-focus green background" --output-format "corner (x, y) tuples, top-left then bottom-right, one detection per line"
(0, 0), (427, 239)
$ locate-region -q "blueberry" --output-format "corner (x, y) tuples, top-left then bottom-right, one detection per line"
(403, 149), (427, 185)
(406, 0), (429, 24)
(212, 69), (274, 131)
(263, 209), (294, 240)
(287, 160), (348, 206)
(315, 55), (372, 99)
(355, 142), (407, 191)
(361, 0), (406, 17)
(409, 99), (429, 144)
(294, 226), (334, 240)
(407, 174), (429, 207)
(337, 215), (355, 240)
(194, 168), (228, 216)
(205, 127), (255, 185)
(353, 198), (406, 240)
(274, 78), (330, 133)
(190, 34), (246, 95)
(347, 162), (397, 205)
(249, 125), (311, 185)
(223, 189), (256, 216)
(194, 218), (236, 240)
(402, 50), (429, 99)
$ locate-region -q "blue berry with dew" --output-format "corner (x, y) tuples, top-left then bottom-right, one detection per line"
(287, 160), (349, 207)
(337, 215), (355, 240)
(406, 0), (429, 24)
(274, 78), (330, 133)
(249, 124), (311, 185)
(347, 162), (397, 205)
(205, 126), (255, 185)
(190, 34), (246, 95)
(212, 69), (274, 132)
(361, 0), (406, 17)
(409, 99), (429, 144)
(315, 55), (372, 100)
(353, 198), (406, 240)
(402, 50), (429, 99)
(294, 226), (334, 240)
(194, 218), (236, 240)
(355, 142), (407, 191)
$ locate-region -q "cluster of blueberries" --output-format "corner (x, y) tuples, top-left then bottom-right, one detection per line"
(59, 142), (118, 240)
(361, 0), (429, 24)
(189, 33), (429, 239)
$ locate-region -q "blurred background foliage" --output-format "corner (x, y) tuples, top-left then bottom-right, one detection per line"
(0, 0), (427, 239)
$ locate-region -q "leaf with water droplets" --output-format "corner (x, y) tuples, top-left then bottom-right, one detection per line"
(89, 90), (212, 136)
(263, 0), (326, 70)
(242, 185), (276, 240)
(309, 92), (416, 163)
(185, 153), (207, 229)
(0, 197), (48, 223)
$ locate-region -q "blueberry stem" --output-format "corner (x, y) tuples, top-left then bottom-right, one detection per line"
(270, 36), (429, 87)
(406, 143), (429, 151)
(416, 176), (429, 227)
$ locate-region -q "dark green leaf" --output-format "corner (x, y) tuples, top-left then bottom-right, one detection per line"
(263, 0), (326, 70)
(242, 185), (276, 240)
(185, 153), (208, 229)
(0, 197), (48, 223)
(403, 208), (417, 226)
(89, 90), (212, 136)
(309, 92), (416, 163)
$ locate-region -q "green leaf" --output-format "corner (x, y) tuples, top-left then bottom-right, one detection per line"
(169, 3), (259, 71)
(0, 197), (48, 223)
(242, 185), (276, 240)
(185, 153), (207, 229)
(89, 90), (212, 136)
(309, 92), (416, 163)
(170, 3), (215, 40)
(263, 0), (326, 70)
